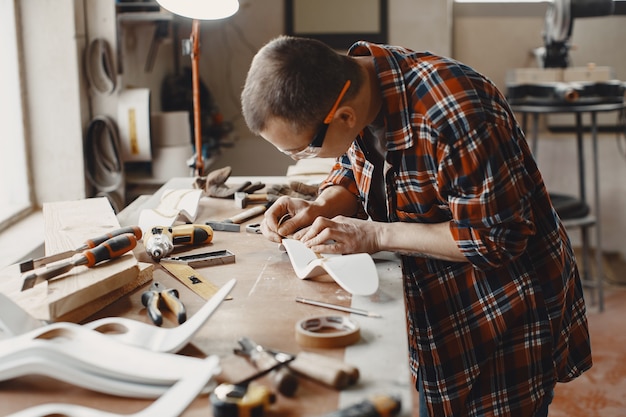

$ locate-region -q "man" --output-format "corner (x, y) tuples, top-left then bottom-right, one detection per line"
(241, 35), (592, 417)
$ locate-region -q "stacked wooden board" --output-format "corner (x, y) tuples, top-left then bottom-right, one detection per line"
(0, 197), (152, 322)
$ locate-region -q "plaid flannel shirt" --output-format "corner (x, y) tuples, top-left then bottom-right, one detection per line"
(319, 42), (592, 417)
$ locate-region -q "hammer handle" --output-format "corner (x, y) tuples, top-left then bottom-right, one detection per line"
(288, 352), (359, 389)
(229, 204), (268, 224)
(247, 193), (268, 202)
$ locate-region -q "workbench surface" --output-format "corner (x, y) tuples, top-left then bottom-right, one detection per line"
(0, 177), (415, 416)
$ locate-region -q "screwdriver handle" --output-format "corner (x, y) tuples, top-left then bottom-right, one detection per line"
(82, 233), (138, 268)
(80, 226), (143, 251)
(171, 224), (214, 245)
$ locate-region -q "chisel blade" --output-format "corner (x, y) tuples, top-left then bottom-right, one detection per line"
(19, 249), (76, 273)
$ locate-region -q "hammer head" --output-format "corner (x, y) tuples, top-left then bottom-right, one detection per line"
(234, 192), (249, 209)
(205, 221), (241, 232)
(234, 192), (269, 209)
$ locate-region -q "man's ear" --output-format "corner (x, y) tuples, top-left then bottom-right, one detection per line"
(335, 106), (357, 129)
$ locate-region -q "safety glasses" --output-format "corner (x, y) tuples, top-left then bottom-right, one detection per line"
(281, 80), (351, 160)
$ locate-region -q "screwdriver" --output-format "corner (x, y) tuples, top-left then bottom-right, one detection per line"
(19, 225), (143, 272)
(21, 232), (138, 291)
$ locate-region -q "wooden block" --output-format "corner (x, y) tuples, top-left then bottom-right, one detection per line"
(57, 262), (153, 323)
(563, 66), (613, 83)
(0, 197), (143, 322)
(507, 68), (564, 84)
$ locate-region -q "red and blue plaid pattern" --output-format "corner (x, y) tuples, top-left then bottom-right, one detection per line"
(320, 42), (592, 417)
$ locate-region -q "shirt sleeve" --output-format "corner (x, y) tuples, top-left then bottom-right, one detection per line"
(319, 155), (360, 197)
(443, 120), (538, 270)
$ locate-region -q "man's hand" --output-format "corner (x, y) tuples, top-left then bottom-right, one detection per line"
(260, 196), (320, 243)
(294, 216), (382, 255)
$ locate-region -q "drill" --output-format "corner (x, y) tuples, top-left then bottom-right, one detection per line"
(144, 224), (214, 260)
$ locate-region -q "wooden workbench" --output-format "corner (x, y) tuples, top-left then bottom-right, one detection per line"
(0, 177), (415, 416)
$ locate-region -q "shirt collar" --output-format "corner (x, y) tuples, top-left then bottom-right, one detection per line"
(348, 41), (415, 152)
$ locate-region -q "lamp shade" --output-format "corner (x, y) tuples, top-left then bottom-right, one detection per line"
(155, 0), (239, 20)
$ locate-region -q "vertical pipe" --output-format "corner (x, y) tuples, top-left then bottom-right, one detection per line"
(191, 19), (203, 176)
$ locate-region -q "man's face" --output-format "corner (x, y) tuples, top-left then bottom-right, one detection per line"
(260, 116), (352, 161)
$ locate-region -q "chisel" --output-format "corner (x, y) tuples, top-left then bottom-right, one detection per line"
(19, 225), (142, 272)
(21, 232), (138, 291)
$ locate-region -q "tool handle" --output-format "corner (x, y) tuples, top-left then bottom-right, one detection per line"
(80, 226), (143, 251)
(82, 233), (138, 268)
(249, 349), (299, 397)
(288, 352), (358, 389)
(171, 224), (214, 245)
(141, 290), (163, 326)
(161, 288), (187, 324)
(229, 204), (268, 225)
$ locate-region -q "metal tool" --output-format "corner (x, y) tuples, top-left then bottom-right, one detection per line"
(143, 224), (214, 260)
(210, 352), (295, 417)
(144, 20), (169, 72)
(19, 225), (142, 273)
(20, 233), (138, 291)
(141, 282), (186, 326)
(318, 394), (402, 417)
(234, 337), (299, 397)
(206, 201), (273, 233)
(245, 223), (262, 234)
(295, 296), (382, 318)
(236, 338), (359, 390)
(161, 249), (235, 268)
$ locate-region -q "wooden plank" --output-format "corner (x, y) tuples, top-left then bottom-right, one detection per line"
(0, 197), (145, 322)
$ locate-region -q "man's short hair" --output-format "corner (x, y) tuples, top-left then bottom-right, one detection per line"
(241, 35), (361, 135)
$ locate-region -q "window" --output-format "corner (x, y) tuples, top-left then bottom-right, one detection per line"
(0, 0), (33, 226)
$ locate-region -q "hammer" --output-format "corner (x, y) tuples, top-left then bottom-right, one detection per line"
(206, 201), (274, 232)
(234, 192), (273, 208)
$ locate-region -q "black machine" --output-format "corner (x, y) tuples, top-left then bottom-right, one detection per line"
(507, 0), (625, 106)
(542, 0), (616, 68)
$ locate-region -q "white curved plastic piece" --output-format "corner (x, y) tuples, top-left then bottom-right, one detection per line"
(0, 279), (236, 353)
(0, 355), (174, 398)
(0, 322), (216, 396)
(84, 278), (236, 352)
(281, 239), (379, 296)
(5, 355), (220, 417)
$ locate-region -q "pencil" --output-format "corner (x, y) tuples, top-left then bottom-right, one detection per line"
(295, 296), (382, 318)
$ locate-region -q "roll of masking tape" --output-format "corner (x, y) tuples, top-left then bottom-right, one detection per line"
(295, 316), (360, 348)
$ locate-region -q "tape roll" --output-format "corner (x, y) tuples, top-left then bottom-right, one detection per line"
(295, 315), (360, 349)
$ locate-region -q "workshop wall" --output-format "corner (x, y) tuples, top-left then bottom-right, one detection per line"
(453, 2), (626, 258)
(20, 1), (626, 258)
(197, 0), (453, 177)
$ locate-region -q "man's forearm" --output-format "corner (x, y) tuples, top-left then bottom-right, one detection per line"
(314, 185), (360, 218)
(379, 221), (467, 262)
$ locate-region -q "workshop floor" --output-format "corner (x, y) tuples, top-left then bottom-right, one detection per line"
(549, 251), (626, 417)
